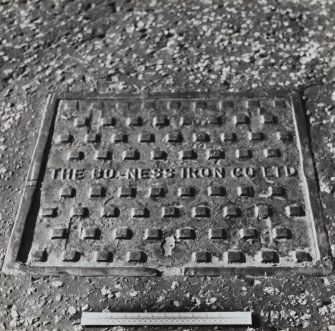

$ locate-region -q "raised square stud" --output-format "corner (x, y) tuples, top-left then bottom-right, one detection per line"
(208, 186), (225, 197)
(248, 132), (264, 141)
(165, 132), (182, 143)
(74, 116), (88, 127)
(223, 206), (241, 217)
(95, 150), (112, 160)
(177, 187), (195, 197)
(237, 186), (253, 197)
(235, 149), (251, 159)
(295, 251), (312, 262)
(162, 207), (179, 217)
(100, 206), (119, 217)
(30, 249), (47, 262)
(179, 150), (197, 160)
(59, 186), (75, 198)
(276, 131), (292, 141)
(89, 185), (105, 198)
(193, 132), (209, 142)
(100, 116), (115, 127)
(227, 250), (245, 263)
(273, 227), (291, 239)
(255, 205), (271, 219)
(208, 228), (226, 239)
(149, 187), (165, 198)
(286, 205), (304, 217)
(206, 149), (224, 160)
(180, 116), (193, 126)
(95, 250), (112, 262)
(113, 227), (131, 240)
(246, 99), (260, 108)
(50, 227), (67, 239)
(67, 151), (84, 161)
(233, 114), (249, 125)
(111, 133), (127, 143)
(85, 133), (100, 143)
(82, 227), (99, 239)
(131, 207), (149, 218)
(261, 250), (278, 263)
(138, 132), (154, 143)
(263, 148), (280, 158)
(269, 186), (284, 197)
(118, 187), (136, 198)
(70, 206), (87, 217)
(206, 116), (221, 125)
(150, 150), (167, 160)
(144, 228), (163, 240)
(239, 228), (258, 240)
(176, 228), (195, 239)
(122, 150), (139, 160)
(126, 251), (146, 263)
(62, 250), (79, 262)
(153, 116), (169, 127)
(192, 251), (211, 263)
(260, 114), (276, 124)
(42, 207), (57, 217)
(192, 206), (210, 217)
(221, 132), (236, 142)
(126, 116), (142, 126)
(56, 133), (73, 144)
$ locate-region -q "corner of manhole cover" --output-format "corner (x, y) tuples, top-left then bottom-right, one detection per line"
(3, 91), (333, 276)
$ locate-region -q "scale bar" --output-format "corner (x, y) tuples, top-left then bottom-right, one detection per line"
(81, 312), (252, 326)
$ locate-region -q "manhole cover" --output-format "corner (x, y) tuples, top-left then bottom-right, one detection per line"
(3, 92), (332, 276)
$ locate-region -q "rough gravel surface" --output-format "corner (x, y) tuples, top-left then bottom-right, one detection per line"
(0, 0), (335, 330)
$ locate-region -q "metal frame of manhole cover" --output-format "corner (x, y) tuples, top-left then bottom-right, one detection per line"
(2, 91), (333, 276)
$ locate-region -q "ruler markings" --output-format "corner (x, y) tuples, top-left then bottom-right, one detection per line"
(81, 311), (252, 326)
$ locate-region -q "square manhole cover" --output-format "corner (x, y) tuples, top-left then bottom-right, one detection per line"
(3, 92), (332, 276)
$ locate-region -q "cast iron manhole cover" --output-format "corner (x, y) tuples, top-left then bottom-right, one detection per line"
(3, 92), (332, 276)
